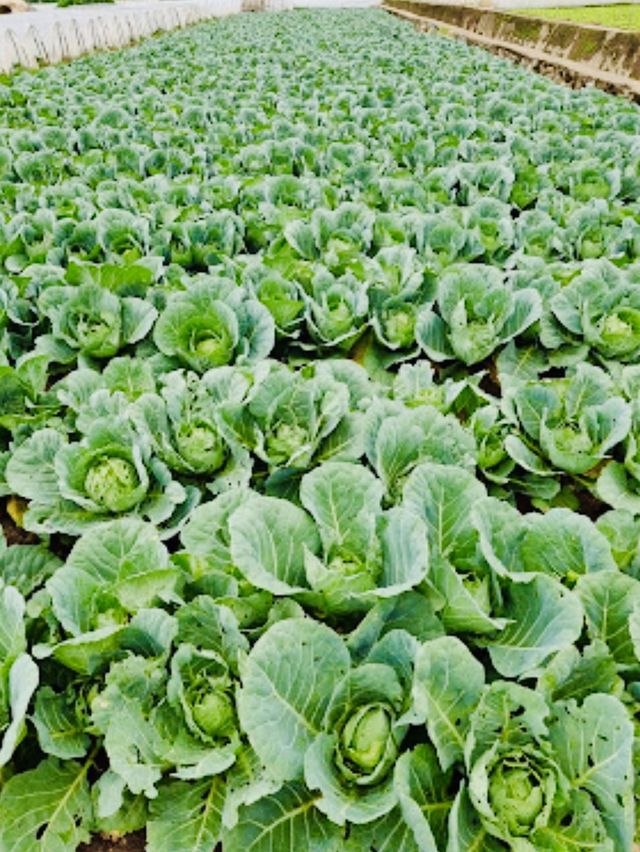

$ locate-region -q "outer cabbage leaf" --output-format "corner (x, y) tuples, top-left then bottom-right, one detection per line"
(237, 618), (350, 782)
(411, 636), (485, 771)
(0, 583), (38, 768)
(549, 694), (634, 851)
(0, 756), (94, 851)
(482, 575), (584, 678)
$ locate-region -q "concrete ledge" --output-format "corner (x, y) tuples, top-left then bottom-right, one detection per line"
(383, 0), (640, 97)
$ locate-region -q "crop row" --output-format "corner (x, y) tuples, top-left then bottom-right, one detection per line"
(0, 9), (638, 851)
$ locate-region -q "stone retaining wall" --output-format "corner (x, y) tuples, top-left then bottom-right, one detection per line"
(385, 1), (640, 82)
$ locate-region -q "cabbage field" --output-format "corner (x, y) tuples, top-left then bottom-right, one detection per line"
(0, 7), (639, 851)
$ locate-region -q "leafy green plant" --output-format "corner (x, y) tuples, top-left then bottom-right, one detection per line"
(416, 264), (541, 365)
(5, 418), (195, 536)
(153, 279), (275, 373)
(506, 364), (631, 476)
(0, 8), (637, 851)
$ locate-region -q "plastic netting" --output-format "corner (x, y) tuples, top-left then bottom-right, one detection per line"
(0, 0), (243, 72)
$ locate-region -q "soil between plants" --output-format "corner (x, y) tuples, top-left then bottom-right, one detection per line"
(80, 832), (146, 852)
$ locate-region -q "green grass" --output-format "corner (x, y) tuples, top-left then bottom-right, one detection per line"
(515, 4), (640, 30)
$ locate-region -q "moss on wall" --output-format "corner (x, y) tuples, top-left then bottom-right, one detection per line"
(511, 16), (543, 40)
(383, 1), (640, 80)
(568, 28), (604, 58)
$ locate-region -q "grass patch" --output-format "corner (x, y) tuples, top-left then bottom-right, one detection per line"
(515, 4), (640, 30)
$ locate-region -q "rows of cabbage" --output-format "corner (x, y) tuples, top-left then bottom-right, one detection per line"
(0, 8), (639, 852)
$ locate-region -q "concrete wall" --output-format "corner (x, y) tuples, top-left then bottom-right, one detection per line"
(387, 0), (640, 82)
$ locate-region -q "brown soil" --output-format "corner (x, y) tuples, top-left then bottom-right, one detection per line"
(0, 0), (29, 12)
(80, 833), (146, 852)
(0, 498), (38, 546)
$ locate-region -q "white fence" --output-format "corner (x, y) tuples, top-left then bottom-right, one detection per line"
(262, 0), (379, 8)
(0, 0), (385, 73)
(0, 0), (241, 73)
(290, 0), (379, 5)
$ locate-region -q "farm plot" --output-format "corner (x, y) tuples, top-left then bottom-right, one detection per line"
(0, 8), (639, 850)
(517, 4), (640, 30)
